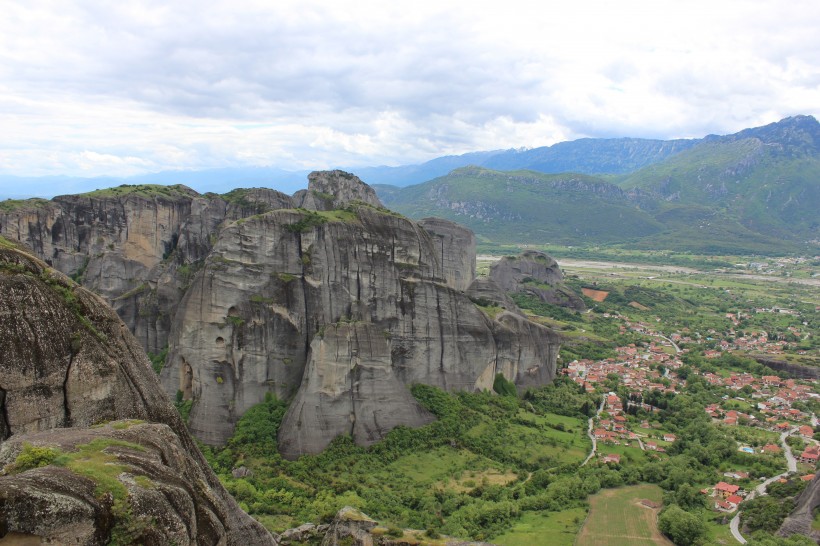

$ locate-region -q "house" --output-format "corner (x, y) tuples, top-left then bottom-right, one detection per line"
(714, 482), (740, 498)
(593, 428), (608, 439)
(663, 434), (677, 442)
(762, 444), (781, 454)
(799, 425), (815, 438)
(646, 441), (658, 451)
(800, 474), (815, 482)
(602, 454), (621, 464)
(723, 470), (749, 480)
(799, 450), (819, 466)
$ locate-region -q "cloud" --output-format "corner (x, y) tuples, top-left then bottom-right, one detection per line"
(0, 0), (818, 180)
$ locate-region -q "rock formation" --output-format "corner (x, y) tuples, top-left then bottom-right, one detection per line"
(275, 507), (495, 545)
(489, 250), (585, 311)
(0, 239), (275, 544)
(778, 473), (820, 542)
(0, 185), (292, 356)
(1, 172), (563, 458)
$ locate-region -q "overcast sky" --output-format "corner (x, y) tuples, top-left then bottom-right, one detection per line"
(1, 0), (818, 179)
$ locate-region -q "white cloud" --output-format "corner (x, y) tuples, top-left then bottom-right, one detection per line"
(0, 0), (818, 180)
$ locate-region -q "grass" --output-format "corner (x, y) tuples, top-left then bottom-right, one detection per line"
(701, 508), (739, 545)
(0, 197), (50, 212)
(494, 507), (588, 546)
(79, 184), (193, 199)
(387, 447), (478, 485)
(575, 484), (672, 546)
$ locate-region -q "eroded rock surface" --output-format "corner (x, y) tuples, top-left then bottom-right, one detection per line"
(1, 172), (563, 458)
(778, 473), (820, 541)
(418, 217), (476, 291)
(0, 241), (275, 545)
(489, 250), (585, 310)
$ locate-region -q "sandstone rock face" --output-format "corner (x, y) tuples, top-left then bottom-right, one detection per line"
(0, 241), (275, 545)
(418, 217), (476, 291)
(0, 185), (293, 355)
(489, 250), (585, 310)
(295, 170), (383, 211)
(1, 173), (562, 458)
(159, 198), (560, 453)
(0, 422), (272, 546)
(278, 323), (435, 459)
(778, 472), (820, 541)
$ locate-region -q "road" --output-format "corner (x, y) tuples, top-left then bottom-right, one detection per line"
(731, 428), (798, 543)
(656, 334), (682, 354)
(581, 398), (606, 467)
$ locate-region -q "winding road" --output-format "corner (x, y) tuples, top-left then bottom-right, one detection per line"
(581, 398), (607, 467)
(730, 428), (798, 543)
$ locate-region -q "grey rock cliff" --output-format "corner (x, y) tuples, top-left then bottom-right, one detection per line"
(0, 185), (292, 356)
(278, 322), (435, 458)
(0, 240), (275, 545)
(295, 170), (383, 211)
(158, 182), (560, 454)
(489, 250), (585, 311)
(778, 473), (820, 542)
(1, 172), (562, 458)
(418, 217), (476, 291)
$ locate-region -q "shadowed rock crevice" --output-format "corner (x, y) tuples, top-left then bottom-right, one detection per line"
(0, 387), (10, 441)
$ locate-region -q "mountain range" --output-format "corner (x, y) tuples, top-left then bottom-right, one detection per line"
(376, 116), (820, 254)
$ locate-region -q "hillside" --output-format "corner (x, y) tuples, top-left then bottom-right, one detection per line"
(377, 167), (795, 253)
(377, 167), (666, 245)
(376, 117), (819, 254)
(357, 137), (696, 187)
(620, 115), (820, 244)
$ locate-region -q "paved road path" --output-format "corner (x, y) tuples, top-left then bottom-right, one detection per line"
(581, 398), (606, 467)
(731, 428), (798, 543)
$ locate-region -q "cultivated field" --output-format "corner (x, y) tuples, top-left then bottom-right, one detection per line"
(574, 485), (673, 546)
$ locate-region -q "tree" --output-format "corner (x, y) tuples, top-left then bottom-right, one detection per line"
(658, 505), (705, 545)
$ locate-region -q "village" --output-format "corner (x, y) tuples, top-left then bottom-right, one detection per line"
(561, 311), (819, 516)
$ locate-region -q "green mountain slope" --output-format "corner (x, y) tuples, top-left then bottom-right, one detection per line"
(620, 115), (820, 243)
(377, 167), (665, 245)
(378, 117), (819, 254)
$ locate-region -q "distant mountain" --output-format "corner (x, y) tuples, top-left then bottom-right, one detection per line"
(377, 167), (667, 245)
(377, 116), (820, 254)
(481, 137), (697, 174)
(357, 138), (697, 187)
(619, 115), (820, 243)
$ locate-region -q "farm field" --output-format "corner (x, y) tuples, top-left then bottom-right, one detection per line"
(575, 484), (673, 546)
(494, 507), (587, 546)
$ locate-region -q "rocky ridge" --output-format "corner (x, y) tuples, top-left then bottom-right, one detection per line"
(0, 172), (562, 457)
(0, 238), (275, 544)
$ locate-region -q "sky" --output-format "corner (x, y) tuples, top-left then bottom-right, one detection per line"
(1, 0), (819, 181)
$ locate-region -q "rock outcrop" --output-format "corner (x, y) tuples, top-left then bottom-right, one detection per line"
(275, 507), (495, 546)
(1, 172), (562, 458)
(778, 473), (820, 542)
(418, 217), (476, 291)
(0, 185), (292, 356)
(160, 200), (560, 453)
(278, 323), (435, 458)
(0, 239), (275, 545)
(489, 250), (585, 310)
(294, 170), (383, 211)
